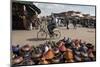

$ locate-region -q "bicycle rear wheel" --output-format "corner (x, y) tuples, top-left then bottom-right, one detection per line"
(52, 30), (61, 39)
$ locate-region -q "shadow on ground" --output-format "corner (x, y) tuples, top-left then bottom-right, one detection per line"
(27, 38), (51, 41)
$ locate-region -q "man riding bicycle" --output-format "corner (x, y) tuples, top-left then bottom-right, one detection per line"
(47, 16), (57, 37)
(37, 15), (61, 39)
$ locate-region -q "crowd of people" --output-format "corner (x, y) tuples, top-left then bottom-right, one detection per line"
(11, 37), (96, 66)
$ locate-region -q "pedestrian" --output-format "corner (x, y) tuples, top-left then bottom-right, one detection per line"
(64, 16), (69, 29)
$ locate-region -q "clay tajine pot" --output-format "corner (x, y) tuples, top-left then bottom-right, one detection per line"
(12, 56), (23, 64)
(43, 49), (55, 60)
(21, 44), (32, 52)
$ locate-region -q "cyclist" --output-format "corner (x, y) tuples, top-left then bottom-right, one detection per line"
(47, 16), (56, 37)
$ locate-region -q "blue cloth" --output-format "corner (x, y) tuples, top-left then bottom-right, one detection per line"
(12, 47), (20, 56)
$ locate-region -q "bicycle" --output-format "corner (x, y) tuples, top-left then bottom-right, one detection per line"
(37, 25), (61, 39)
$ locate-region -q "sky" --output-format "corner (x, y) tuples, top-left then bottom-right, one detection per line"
(33, 2), (96, 16)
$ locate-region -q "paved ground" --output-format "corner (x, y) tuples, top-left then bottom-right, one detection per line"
(11, 27), (96, 47)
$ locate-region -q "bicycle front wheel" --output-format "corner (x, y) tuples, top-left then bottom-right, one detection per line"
(37, 31), (47, 39)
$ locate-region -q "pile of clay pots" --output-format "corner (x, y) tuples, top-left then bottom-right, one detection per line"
(11, 37), (96, 66)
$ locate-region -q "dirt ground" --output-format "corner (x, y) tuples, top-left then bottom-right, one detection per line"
(11, 27), (96, 47)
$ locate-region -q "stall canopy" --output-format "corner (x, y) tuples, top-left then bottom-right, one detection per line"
(12, 1), (41, 14)
(12, 1), (41, 30)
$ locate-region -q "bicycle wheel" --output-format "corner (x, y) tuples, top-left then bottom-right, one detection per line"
(52, 30), (61, 39)
(37, 31), (47, 39)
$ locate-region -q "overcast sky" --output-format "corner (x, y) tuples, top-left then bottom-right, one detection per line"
(33, 2), (95, 16)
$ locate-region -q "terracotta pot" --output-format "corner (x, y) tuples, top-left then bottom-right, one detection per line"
(67, 59), (74, 63)
(22, 59), (35, 65)
(32, 53), (41, 58)
(53, 48), (59, 54)
(64, 48), (74, 61)
(58, 42), (67, 52)
(39, 58), (49, 64)
(32, 47), (42, 58)
(52, 57), (60, 63)
(88, 52), (94, 58)
(12, 56), (23, 64)
(21, 45), (32, 52)
(43, 49), (55, 60)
